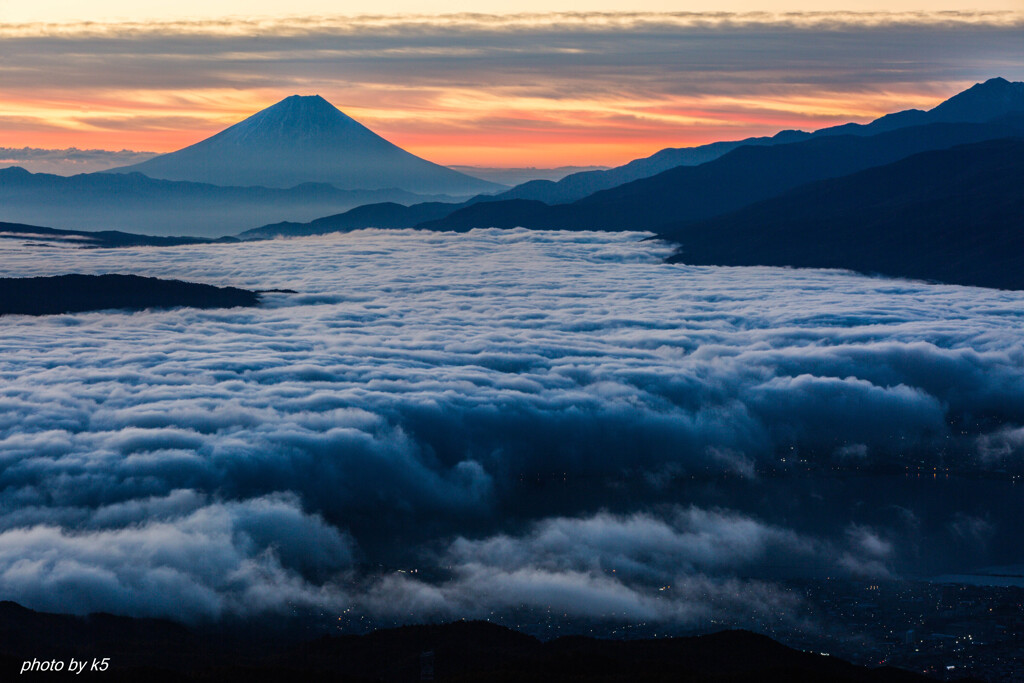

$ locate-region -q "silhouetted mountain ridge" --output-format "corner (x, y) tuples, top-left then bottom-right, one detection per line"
(491, 77), (1024, 205)
(528, 77), (1024, 202)
(924, 77), (1024, 123)
(413, 116), (1024, 232)
(493, 129), (811, 205)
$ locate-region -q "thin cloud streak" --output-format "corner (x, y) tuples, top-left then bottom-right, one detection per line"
(4, 11), (1023, 36)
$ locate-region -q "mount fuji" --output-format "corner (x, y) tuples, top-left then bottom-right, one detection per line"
(106, 95), (503, 195)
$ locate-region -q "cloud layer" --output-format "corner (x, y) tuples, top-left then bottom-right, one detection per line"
(1, 230), (1023, 624)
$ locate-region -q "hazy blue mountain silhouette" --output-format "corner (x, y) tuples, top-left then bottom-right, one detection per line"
(662, 138), (1024, 290)
(413, 116), (1024, 233)
(495, 77), (1024, 205)
(0, 166), (462, 237)
(106, 95), (502, 195)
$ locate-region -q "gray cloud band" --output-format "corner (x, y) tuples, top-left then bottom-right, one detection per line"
(1, 14), (1022, 115)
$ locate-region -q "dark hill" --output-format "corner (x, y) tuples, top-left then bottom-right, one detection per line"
(0, 601), (200, 671)
(0, 274), (260, 316)
(662, 138), (1024, 290)
(0, 602), (941, 682)
(239, 200), (461, 239)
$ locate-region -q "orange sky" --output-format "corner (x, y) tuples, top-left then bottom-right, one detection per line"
(1, 91), (945, 167)
(1, 12), (1022, 167)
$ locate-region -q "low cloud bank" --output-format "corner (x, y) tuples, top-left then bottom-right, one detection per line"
(0, 147), (156, 175)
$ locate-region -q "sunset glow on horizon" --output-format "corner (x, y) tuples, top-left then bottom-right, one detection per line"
(1, 11), (1022, 167)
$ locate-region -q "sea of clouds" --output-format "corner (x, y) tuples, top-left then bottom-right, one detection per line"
(0, 229), (1022, 627)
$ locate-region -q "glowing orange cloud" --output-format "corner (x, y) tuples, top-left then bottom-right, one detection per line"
(0, 86), (964, 167)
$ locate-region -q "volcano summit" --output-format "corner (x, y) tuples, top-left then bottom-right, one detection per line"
(107, 95), (502, 195)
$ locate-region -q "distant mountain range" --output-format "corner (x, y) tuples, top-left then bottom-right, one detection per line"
(105, 95), (502, 196)
(413, 117), (1024, 233)
(243, 115), (1024, 238)
(0, 167), (465, 237)
(244, 77), (1024, 239)
(0, 601), (932, 682)
(486, 76), (1024, 205)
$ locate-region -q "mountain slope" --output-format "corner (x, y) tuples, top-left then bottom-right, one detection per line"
(107, 95), (502, 195)
(416, 116), (1024, 233)
(498, 77), (1024, 205)
(494, 129), (810, 205)
(662, 138), (1024, 290)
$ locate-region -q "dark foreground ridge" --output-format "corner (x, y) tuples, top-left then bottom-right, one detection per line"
(0, 274), (260, 316)
(662, 138), (1024, 290)
(0, 602), (967, 682)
